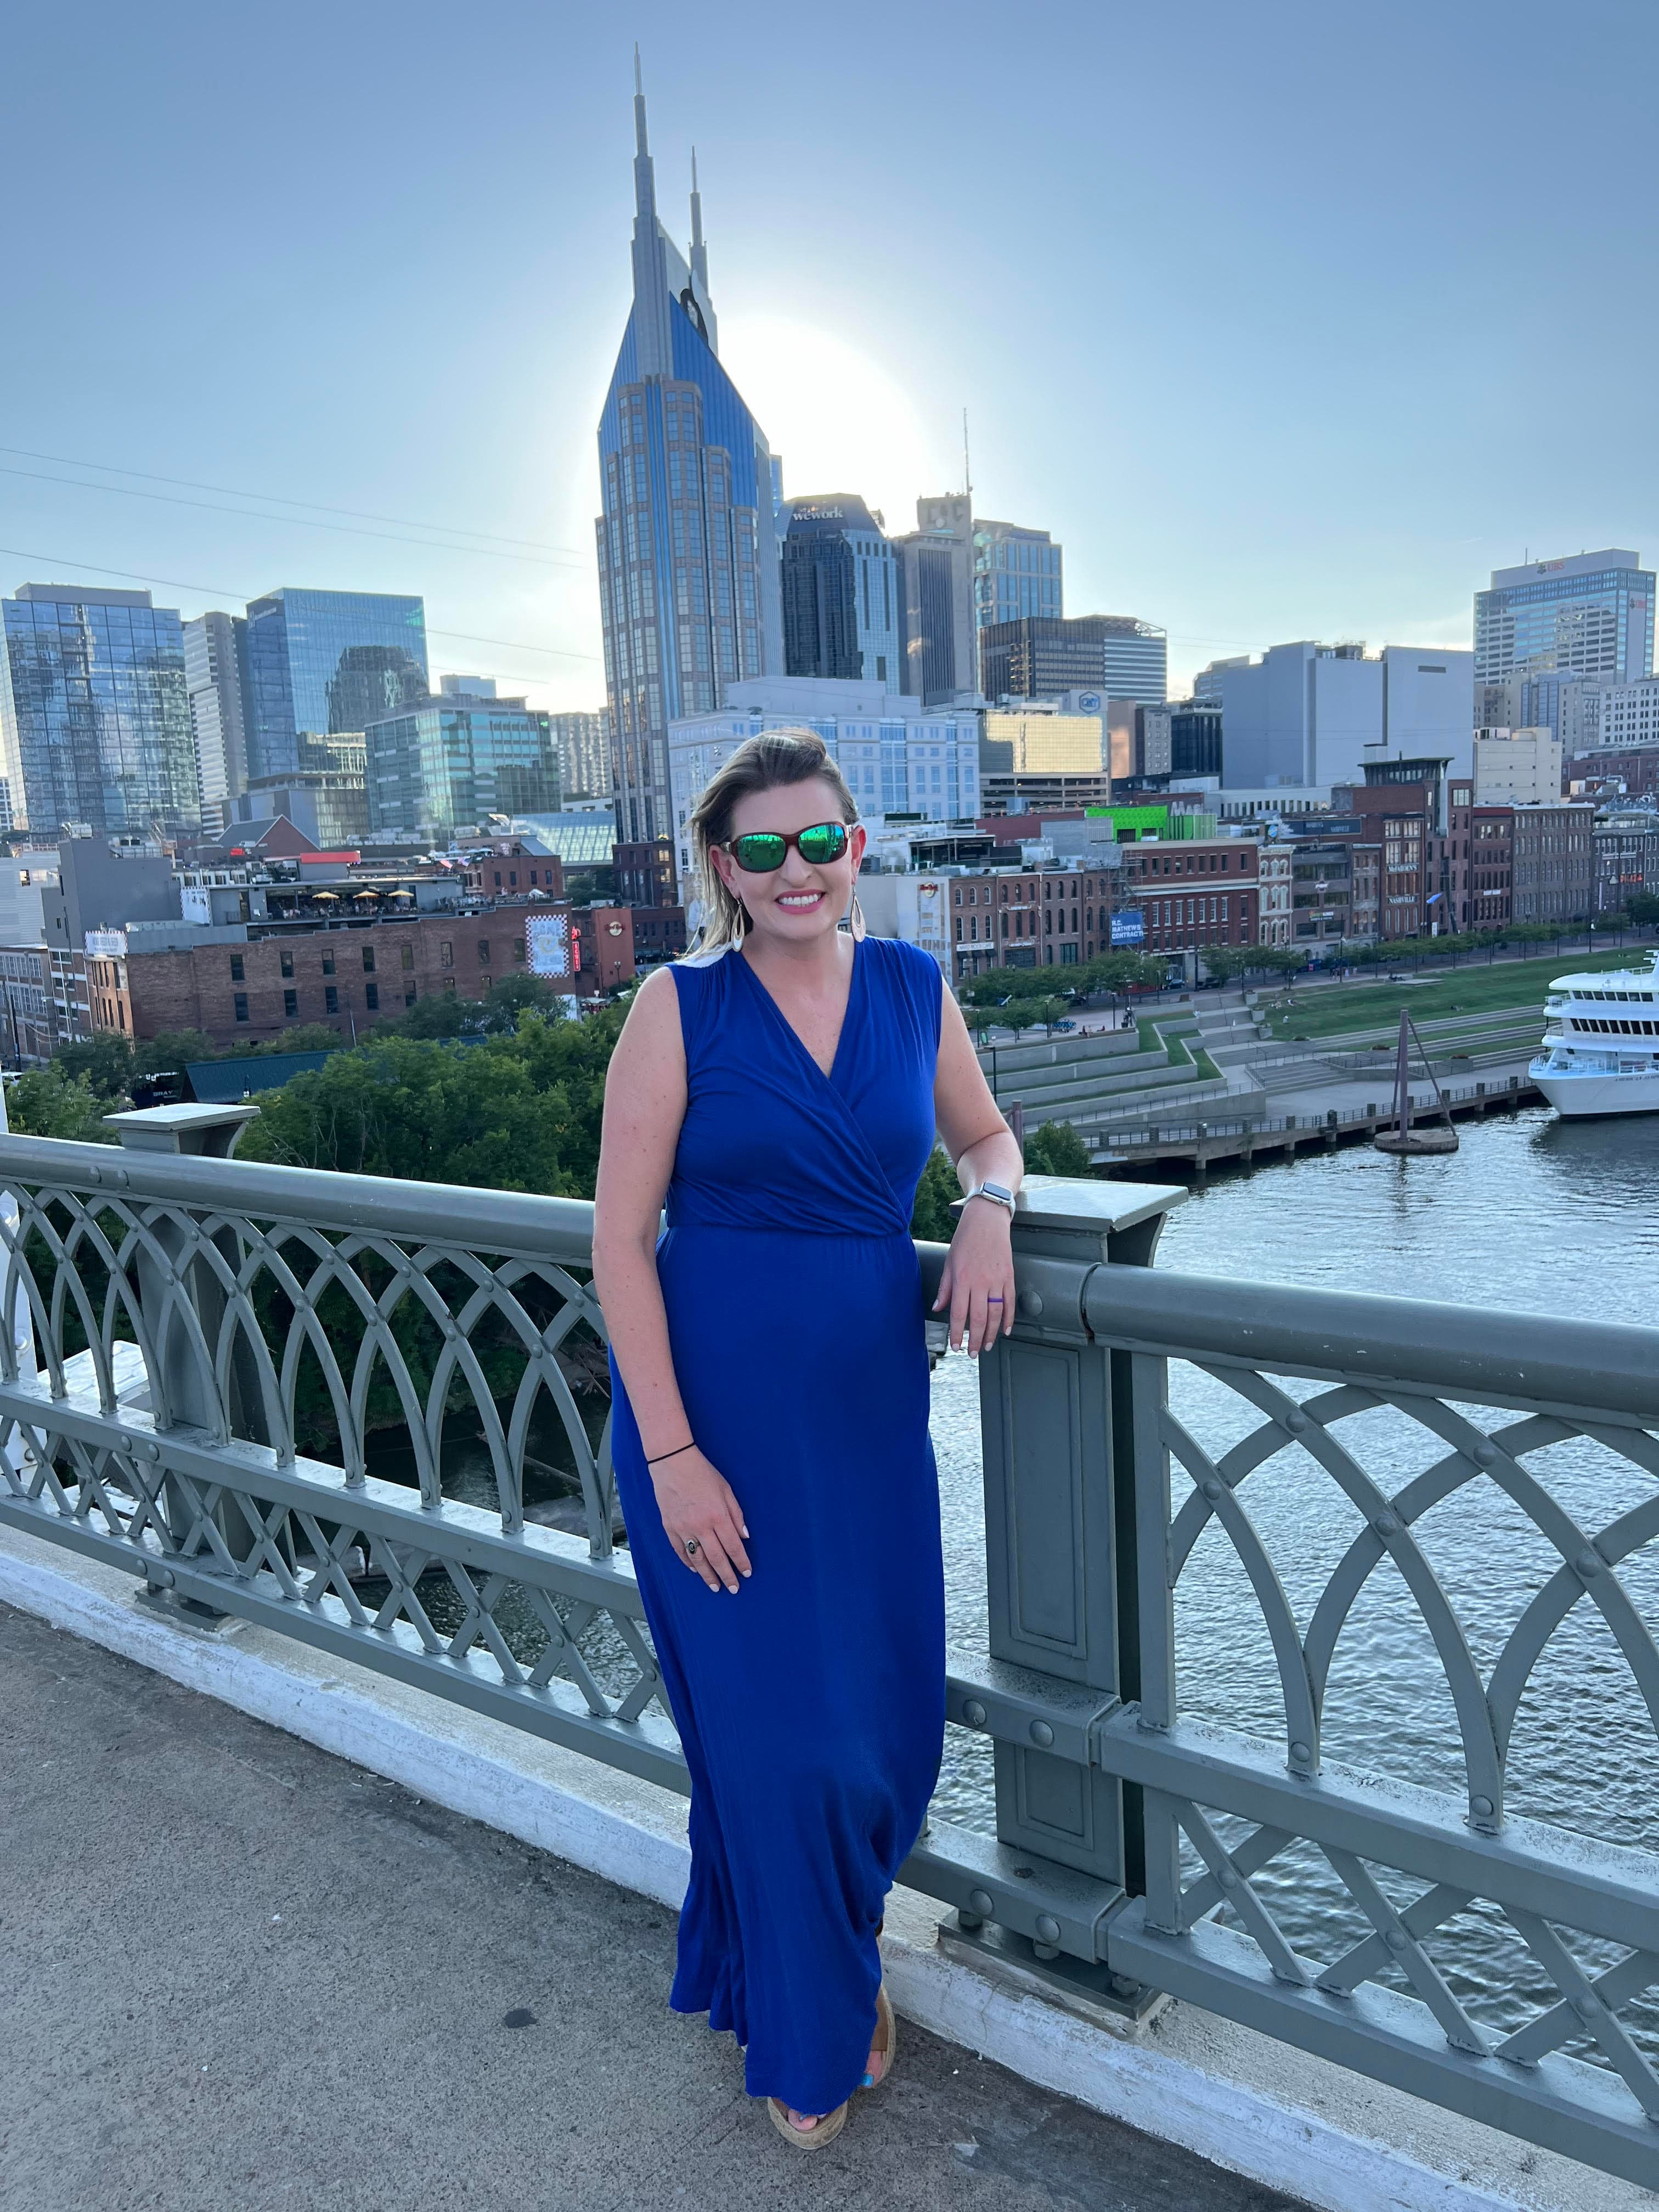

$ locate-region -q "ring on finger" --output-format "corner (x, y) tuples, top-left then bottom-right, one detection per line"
(684, 1537), (700, 1556)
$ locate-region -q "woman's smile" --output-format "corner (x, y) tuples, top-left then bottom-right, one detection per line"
(775, 890), (826, 911)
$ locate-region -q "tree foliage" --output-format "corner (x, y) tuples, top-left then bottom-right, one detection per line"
(909, 1146), (961, 1242)
(7, 1066), (115, 1143)
(1023, 1119), (1094, 1177)
(236, 1005), (627, 1197)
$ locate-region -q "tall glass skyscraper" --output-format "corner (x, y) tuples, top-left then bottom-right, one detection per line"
(0, 585), (200, 838)
(1474, 550), (1654, 688)
(244, 588), (428, 782)
(366, 695), (557, 842)
(595, 66), (783, 842)
(972, 520), (1063, 631)
(780, 496), (898, 686)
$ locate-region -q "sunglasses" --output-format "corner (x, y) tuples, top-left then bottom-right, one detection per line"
(725, 821), (849, 873)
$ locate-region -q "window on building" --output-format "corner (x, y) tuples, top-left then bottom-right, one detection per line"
(283, 989), (298, 1018)
(362, 945), (375, 972)
(229, 955), (245, 983)
(404, 988), (416, 1008)
(443, 977), (456, 992)
(478, 939), (491, 963)
(400, 944), (414, 970)
(441, 940), (453, 968)
(325, 985), (339, 1014)
(233, 993), (249, 1022)
(513, 939), (526, 964)
(321, 950), (335, 976)
(280, 949), (295, 978)
(365, 983), (380, 1011)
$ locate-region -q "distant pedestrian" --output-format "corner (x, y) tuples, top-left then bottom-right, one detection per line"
(592, 729), (1021, 2148)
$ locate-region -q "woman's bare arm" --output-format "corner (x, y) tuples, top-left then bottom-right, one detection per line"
(930, 983), (1024, 1355)
(591, 970), (751, 1594)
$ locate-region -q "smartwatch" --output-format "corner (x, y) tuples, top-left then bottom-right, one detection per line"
(968, 1181), (1016, 1215)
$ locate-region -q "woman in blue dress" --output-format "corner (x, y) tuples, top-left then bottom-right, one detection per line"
(592, 729), (1023, 2147)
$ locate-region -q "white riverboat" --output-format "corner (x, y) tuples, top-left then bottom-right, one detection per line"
(1531, 953), (1659, 1118)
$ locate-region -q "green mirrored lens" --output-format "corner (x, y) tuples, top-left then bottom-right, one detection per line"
(732, 834), (786, 872)
(796, 823), (848, 862)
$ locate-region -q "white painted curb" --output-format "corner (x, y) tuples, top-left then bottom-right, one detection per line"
(0, 1534), (1624, 2212)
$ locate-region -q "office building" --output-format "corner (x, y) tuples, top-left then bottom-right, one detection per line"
(1476, 671), (1605, 752)
(1215, 642), (1474, 789)
(1472, 727), (1564, 806)
(780, 496), (899, 686)
(243, 588), (428, 783)
(1595, 675), (1659, 750)
(549, 710), (612, 800)
(183, 612), (252, 820)
(980, 615), (1167, 707)
(366, 694), (558, 842)
(594, 74), (783, 845)
(667, 675), (978, 899)
(1111, 838), (1265, 960)
(890, 495), (977, 706)
(981, 707), (1104, 775)
(234, 761), (370, 851)
(1475, 550), (1654, 690)
(972, 520), (1062, 633)
(1138, 701), (1223, 781)
(0, 585), (200, 842)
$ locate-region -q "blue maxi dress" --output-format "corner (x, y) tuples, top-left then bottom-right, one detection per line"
(608, 935), (946, 2117)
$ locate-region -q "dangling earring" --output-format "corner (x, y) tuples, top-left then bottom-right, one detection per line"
(731, 894), (749, 946)
(849, 890), (867, 943)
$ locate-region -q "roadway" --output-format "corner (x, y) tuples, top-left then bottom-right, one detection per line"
(0, 1602), (1308, 2212)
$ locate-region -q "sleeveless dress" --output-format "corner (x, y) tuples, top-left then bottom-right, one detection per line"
(608, 934), (946, 2118)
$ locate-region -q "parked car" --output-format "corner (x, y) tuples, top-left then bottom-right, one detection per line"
(1052, 1018), (1077, 1031)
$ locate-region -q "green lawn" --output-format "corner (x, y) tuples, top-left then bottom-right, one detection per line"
(1258, 944), (1656, 1044)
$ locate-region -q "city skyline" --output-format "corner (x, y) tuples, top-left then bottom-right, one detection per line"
(1, 4), (1655, 714)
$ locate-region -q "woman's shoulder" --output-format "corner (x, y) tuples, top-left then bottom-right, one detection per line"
(861, 935), (945, 1031)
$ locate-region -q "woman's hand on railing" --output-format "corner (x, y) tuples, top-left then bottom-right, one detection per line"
(933, 1200), (1017, 1358)
(650, 1448), (752, 1594)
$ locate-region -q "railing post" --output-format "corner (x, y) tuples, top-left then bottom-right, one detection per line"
(946, 1172), (1184, 2006)
(104, 1105), (265, 1607)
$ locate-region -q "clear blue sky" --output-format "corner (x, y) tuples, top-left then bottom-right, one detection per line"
(3, 1), (1655, 708)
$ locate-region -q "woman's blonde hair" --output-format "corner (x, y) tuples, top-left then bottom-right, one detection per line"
(686, 727), (859, 956)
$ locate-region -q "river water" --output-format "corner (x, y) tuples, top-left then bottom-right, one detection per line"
(932, 1102), (1659, 2047)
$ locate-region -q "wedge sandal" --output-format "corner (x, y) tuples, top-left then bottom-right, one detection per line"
(766, 2096), (849, 2148)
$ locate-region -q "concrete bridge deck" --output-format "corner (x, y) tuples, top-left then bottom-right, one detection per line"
(0, 1602), (1306, 2212)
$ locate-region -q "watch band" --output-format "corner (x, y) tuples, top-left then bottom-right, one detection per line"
(968, 1182), (1016, 1215)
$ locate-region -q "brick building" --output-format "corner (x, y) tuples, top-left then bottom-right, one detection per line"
(97, 913), (545, 1047)
(1594, 808), (1659, 914)
(1510, 803), (1595, 926)
(614, 839), (676, 907)
(572, 905), (636, 992)
(1115, 838), (1262, 958)
(629, 906), (688, 965)
(1444, 778), (1515, 930)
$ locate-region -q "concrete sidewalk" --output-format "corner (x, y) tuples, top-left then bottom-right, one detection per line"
(0, 1603), (1306, 2212)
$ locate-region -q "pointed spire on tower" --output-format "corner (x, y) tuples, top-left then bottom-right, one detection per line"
(689, 145), (710, 304)
(628, 50), (673, 377)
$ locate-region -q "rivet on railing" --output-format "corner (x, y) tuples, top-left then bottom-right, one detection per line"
(1035, 1913), (1061, 1944)
(1385, 1929), (1407, 1954)
(1471, 1441), (1497, 1466)
(1201, 1479), (1223, 1503)
(1018, 1289), (1043, 1319)
(1289, 1740), (1313, 1767)
(967, 1887), (994, 1917)
(1284, 1410), (1309, 1434)
(1029, 1720), (1054, 1747)
(1576, 1549), (1602, 1578)
(962, 1699), (988, 1728)
(1374, 1510), (1399, 1535)
(1575, 1994), (1599, 2022)
(1470, 1796), (1496, 1820)
(1219, 1866), (1239, 1891)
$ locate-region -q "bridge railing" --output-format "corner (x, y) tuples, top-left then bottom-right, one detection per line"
(0, 1111), (1656, 2186)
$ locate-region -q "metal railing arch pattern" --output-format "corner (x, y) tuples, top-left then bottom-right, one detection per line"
(2, 1128), (1658, 2186)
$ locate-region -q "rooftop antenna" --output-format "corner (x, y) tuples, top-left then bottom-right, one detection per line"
(962, 408), (973, 506)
